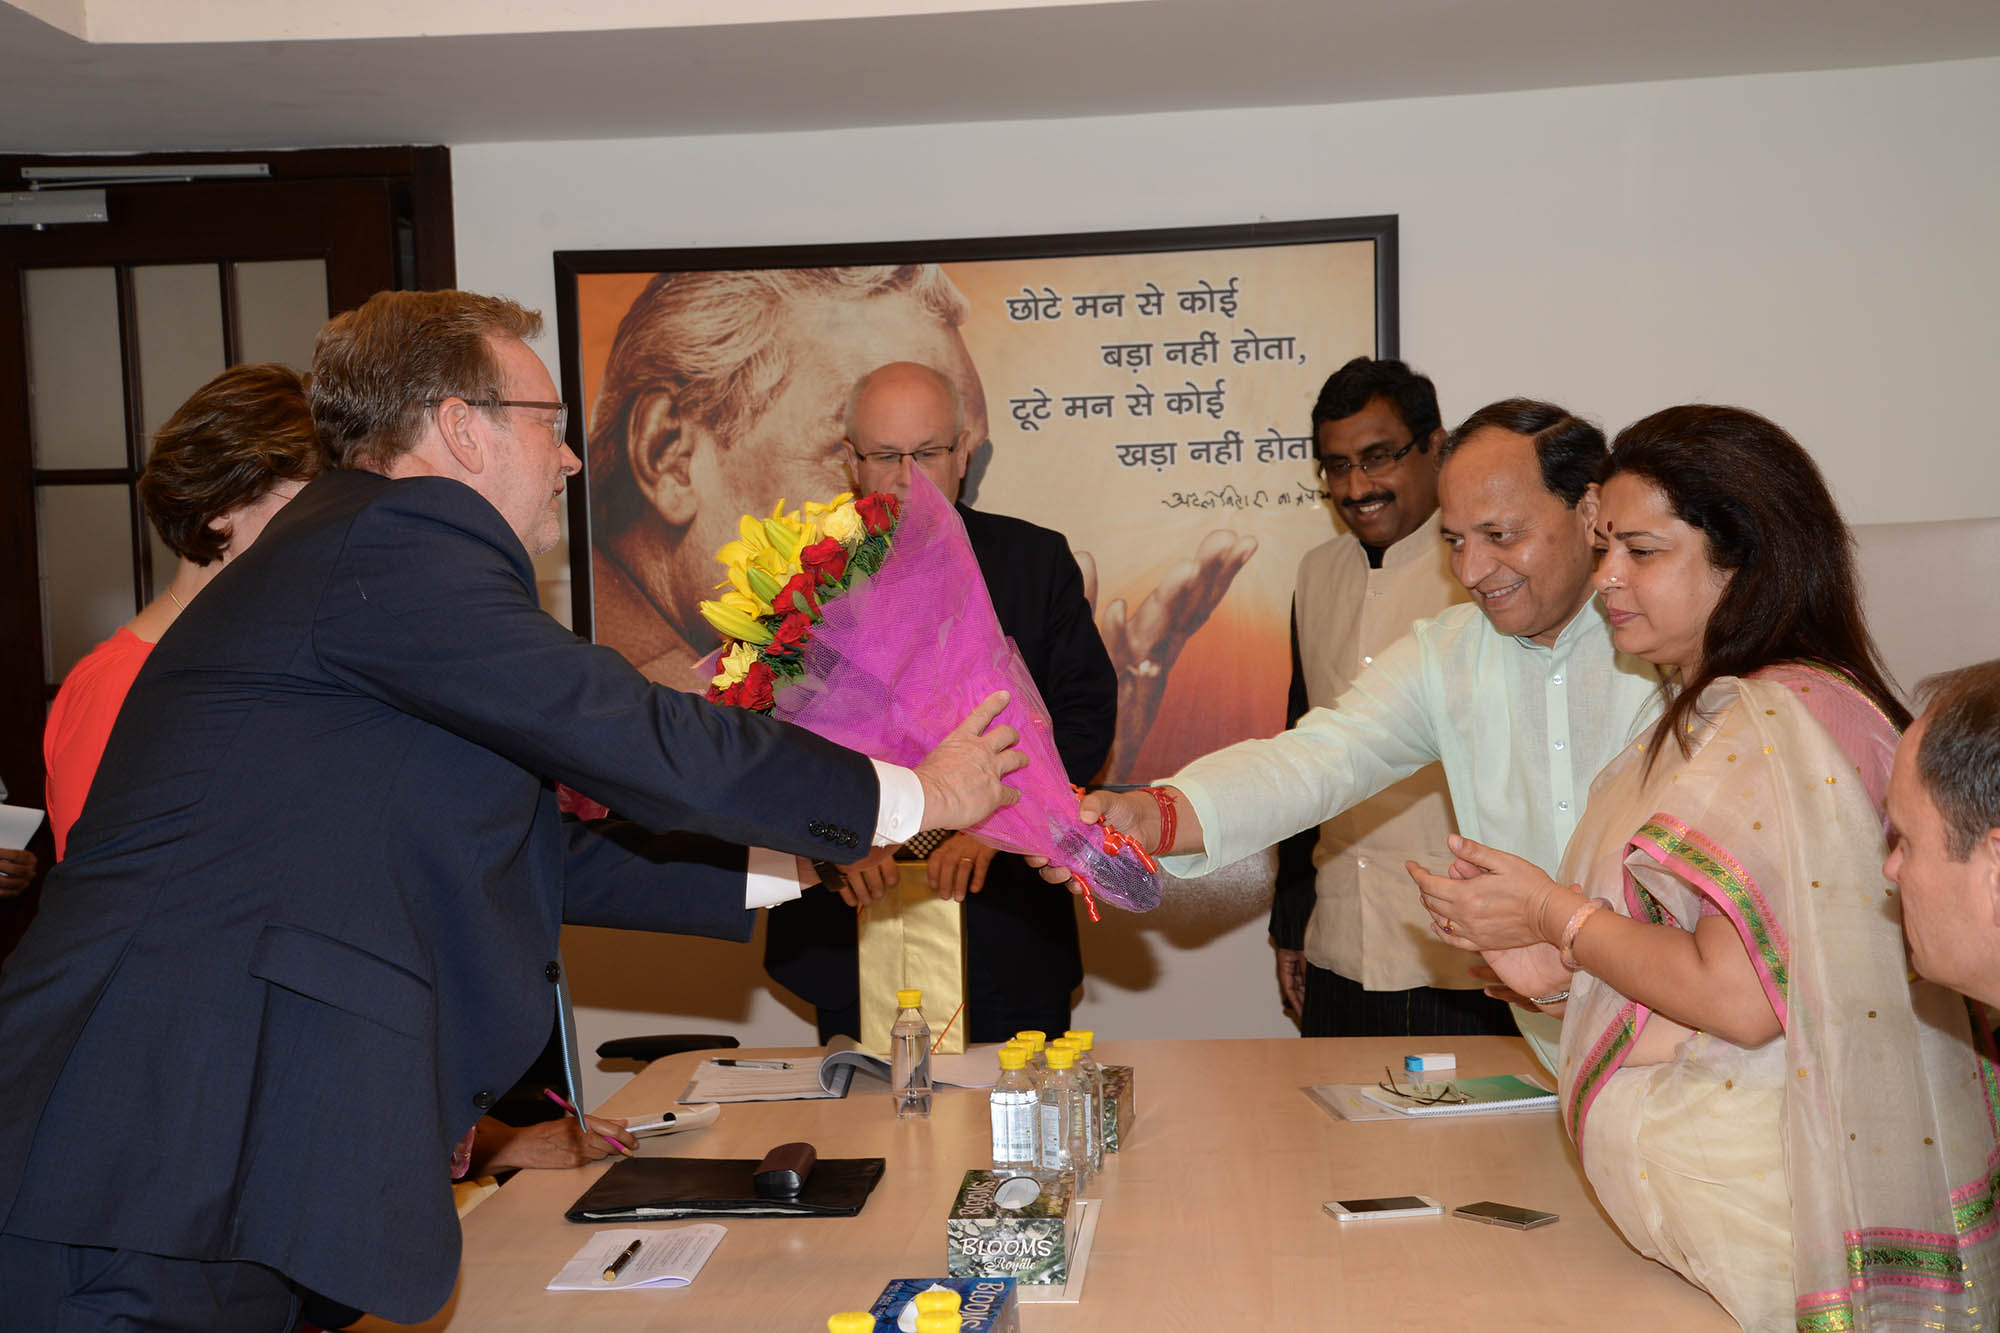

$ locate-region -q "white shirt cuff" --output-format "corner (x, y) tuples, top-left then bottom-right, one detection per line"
(871, 760), (925, 847)
(743, 845), (807, 909)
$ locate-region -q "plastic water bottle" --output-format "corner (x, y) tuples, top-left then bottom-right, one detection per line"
(989, 1045), (1038, 1176)
(1063, 1029), (1105, 1172)
(1014, 1029), (1048, 1075)
(1049, 1040), (1093, 1191)
(1037, 1044), (1078, 1179)
(890, 987), (932, 1119)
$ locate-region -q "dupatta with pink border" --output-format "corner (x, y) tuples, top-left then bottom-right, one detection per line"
(1558, 665), (2000, 1331)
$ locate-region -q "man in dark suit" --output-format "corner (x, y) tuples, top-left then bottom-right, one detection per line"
(0, 292), (1024, 1329)
(765, 362), (1116, 1044)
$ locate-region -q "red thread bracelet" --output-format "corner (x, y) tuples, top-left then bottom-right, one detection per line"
(1144, 786), (1178, 855)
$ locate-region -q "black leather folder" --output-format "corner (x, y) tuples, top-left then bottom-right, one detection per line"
(564, 1155), (887, 1221)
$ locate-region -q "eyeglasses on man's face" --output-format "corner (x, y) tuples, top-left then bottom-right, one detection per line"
(1317, 437), (1418, 481)
(434, 398), (570, 445)
(853, 444), (957, 469)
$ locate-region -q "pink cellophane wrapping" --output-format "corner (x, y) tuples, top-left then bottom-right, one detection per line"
(770, 470), (1160, 912)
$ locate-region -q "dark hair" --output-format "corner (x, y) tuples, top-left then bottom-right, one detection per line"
(1607, 404), (1910, 762)
(1916, 661), (2000, 859)
(139, 363), (325, 566)
(1438, 398), (1605, 507)
(311, 289), (542, 472)
(1310, 356), (1441, 449)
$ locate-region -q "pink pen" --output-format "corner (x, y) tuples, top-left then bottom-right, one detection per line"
(541, 1087), (634, 1156)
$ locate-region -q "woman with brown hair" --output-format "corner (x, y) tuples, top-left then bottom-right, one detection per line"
(43, 362), (325, 858)
(1412, 405), (1999, 1330)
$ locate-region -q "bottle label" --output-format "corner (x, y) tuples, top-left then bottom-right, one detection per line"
(991, 1096), (1035, 1164)
(1038, 1102), (1068, 1167)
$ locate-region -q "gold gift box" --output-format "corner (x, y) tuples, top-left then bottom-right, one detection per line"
(856, 863), (968, 1054)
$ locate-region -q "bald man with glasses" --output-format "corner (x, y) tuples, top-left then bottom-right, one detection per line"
(764, 361), (1117, 1046)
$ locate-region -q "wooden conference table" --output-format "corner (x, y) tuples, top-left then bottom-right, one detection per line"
(357, 1036), (1731, 1331)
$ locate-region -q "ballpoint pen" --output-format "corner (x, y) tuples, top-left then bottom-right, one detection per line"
(541, 1087), (635, 1155)
(602, 1238), (643, 1282)
(713, 1058), (791, 1069)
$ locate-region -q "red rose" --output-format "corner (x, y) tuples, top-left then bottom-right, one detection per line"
(770, 612), (812, 655)
(800, 536), (849, 585)
(856, 492), (899, 535)
(776, 573), (820, 620)
(739, 660), (776, 712)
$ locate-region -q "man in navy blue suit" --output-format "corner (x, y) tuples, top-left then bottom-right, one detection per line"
(0, 292), (1024, 1329)
(765, 362), (1116, 1045)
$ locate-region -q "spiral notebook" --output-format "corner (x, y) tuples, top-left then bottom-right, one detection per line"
(1359, 1073), (1557, 1118)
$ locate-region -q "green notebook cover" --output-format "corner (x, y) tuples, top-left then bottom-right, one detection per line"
(1360, 1073), (1558, 1118)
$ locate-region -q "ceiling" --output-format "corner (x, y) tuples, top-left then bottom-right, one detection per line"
(3, 0), (1997, 153)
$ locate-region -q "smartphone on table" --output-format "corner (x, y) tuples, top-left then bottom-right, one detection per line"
(1323, 1195), (1443, 1222)
(1452, 1200), (1558, 1229)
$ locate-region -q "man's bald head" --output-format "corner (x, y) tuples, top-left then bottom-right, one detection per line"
(845, 361), (971, 504)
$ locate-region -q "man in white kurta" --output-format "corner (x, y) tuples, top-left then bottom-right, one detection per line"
(1156, 402), (1663, 1063)
(1268, 358), (1479, 1036)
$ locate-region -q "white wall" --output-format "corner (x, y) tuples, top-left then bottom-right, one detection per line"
(452, 57), (2000, 1106)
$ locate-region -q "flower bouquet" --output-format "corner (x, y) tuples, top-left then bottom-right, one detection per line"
(698, 471), (1161, 915)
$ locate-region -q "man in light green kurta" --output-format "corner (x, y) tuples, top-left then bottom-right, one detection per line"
(1061, 400), (1661, 1065)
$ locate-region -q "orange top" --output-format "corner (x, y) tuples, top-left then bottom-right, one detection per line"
(43, 627), (154, 860)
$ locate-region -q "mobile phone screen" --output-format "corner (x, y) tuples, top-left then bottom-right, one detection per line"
(1337, 1196), (1432, 1213)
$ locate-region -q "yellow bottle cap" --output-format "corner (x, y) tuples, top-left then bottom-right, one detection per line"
(1063, 1029), (1095, 1048)
(897, 988), (923, 1008)
(913, 1288), (962, 1312)
(827, 1314), (874, 1332)
(1015, 1030), (1046, 1051)
(1046, 1046), (1075, 1070)
(997, 1046), (1028, 1070)
(916, 1314), (960, 1333)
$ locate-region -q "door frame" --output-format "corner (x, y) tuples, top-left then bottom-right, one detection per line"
(0, 146), (454, 819)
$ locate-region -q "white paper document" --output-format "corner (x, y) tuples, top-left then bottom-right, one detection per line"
(546, 1224), (726, 1291)
(0, 804), (45, 849)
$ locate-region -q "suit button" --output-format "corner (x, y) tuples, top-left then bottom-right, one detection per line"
(808, 819), (826, 836)
(473, 1090), (495, 1110)
(545, 961), (561, 983)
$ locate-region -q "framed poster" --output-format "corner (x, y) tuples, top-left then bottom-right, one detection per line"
(555, 217), (1394, 782)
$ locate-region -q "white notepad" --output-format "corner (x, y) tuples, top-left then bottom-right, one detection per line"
(546, 1224), (726, 1291)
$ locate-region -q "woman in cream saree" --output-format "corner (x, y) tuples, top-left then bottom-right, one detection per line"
(1414, 406), (1999, 1331)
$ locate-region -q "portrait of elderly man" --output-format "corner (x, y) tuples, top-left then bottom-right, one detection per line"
(585, 263), (1253, 778)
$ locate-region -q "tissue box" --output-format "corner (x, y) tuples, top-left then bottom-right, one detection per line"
(1100, 1065), (1135, 1152)
(946, 1170), (1073, 1286)
(868, 1276), (1019, 1332)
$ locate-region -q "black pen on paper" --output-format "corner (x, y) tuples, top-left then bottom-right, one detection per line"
(602, 1238), (643, 1282)
(713, 1058), (791, 1069)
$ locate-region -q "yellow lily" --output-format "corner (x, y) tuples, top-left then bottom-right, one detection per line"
(698, 599), (773, 645)
(744, 565), (783, 605)
(711, 641), (760, 689)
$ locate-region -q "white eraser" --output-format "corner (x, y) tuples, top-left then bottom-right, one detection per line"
(1404, 1052), (1456, 1073)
